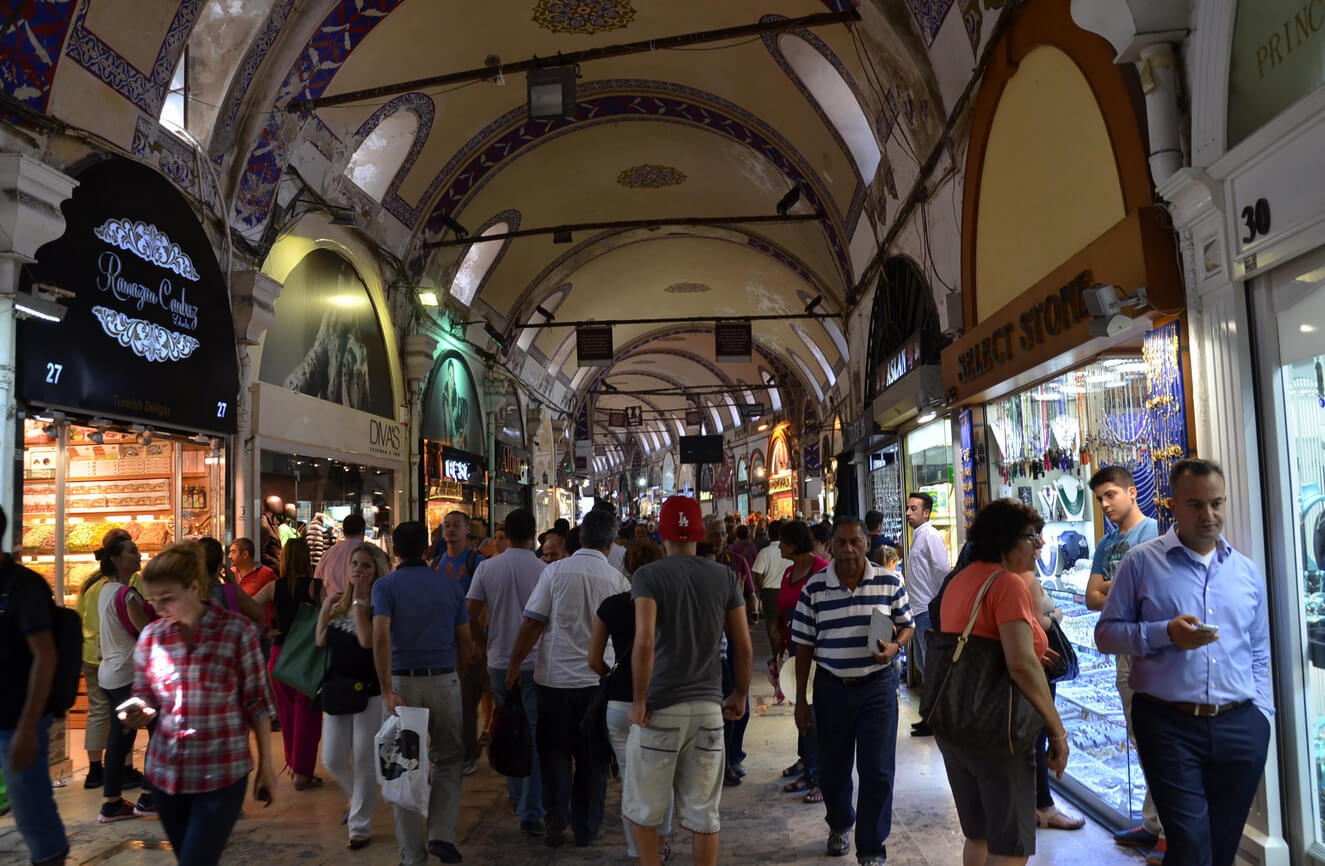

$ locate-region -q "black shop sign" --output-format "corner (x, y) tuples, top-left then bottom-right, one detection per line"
(17, 158), (239, 434)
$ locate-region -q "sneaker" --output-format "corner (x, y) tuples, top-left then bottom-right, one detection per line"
(1145, 839), (1167, 865)
(910, 722), (933, 737)
(98, 800), (139, 823)
(84, 764), (104, 789)
(858, 859), (886, 866)
(520, 819), (546, 836)
(730, 761), (747, 777)
(461, 758), (478, 776)
(723, 764), (742, 787)
(427, 839), (463, 863)
(122, 767), (144, 790)
(1113, 825), (1160, 848)
(827, 829), (851, 857)
(133, 793), (156, 817)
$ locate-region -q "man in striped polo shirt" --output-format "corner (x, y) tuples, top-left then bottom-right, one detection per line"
(791, 516), (914, 866)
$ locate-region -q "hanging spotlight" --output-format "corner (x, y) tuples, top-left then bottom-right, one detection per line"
(130, 424), (154, 446)
(804, 294), (823, 314)
(552, 228), (573, 244)
(417, 288), (440, 307)
(776, 184), (801, 216)
(527, 65), (578, 120)
(483, 322), (506, 349)
(439, 214), (470, 239)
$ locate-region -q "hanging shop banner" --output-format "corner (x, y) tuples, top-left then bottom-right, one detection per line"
(878, 333), (924, 393)
(959, 408), (978, 526)
(942, 208), (1183, 403)
(258, 249), (393, 419)
(422, 351), (485, 454)
(440, 447), (485, 486)
(576, 325), (614, 366)
(608, 409), (627, 428)
(18, 158), (240, 434)
(494, 384), (525, 447)
(769, 474), (794, 494)
(714, 321), (752, 363)
(686, 407), (703, 426)
(804, 443), (822, 475)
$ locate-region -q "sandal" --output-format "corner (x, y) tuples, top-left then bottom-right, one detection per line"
(802, 786), (823, 804)
(1036, 806), (1085, 830)
(782, 776), (810, 793)
(781, 759), (805, 778)
(293, 775), (324, 791)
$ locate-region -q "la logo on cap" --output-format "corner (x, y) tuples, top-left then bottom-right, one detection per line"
(677, 513), (689, 527)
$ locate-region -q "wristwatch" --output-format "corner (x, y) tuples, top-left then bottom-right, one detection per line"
(352, 599), (367, 607)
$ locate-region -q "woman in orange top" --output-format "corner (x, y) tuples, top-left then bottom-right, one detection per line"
(935, 499), (1069, 866)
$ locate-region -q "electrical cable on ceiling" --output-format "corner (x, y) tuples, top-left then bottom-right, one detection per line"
(847, 24), (921, 169)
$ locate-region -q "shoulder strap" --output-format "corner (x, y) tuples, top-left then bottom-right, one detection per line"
(113, 585), (139, 636)
(222, 583), (239, 611)
(952, 569), (1004, 663)
(466, 549), (479, 576)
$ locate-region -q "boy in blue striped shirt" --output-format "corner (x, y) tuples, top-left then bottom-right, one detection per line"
(791, 516), (914, 866)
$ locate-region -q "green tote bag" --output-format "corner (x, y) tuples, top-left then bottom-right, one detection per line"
(271, 603), (331, 698)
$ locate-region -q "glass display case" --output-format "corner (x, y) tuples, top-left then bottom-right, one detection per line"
(984, 356), (1153, 824)
(905, 418), (959, 566)
(20, 418), (227, 607)
(868, 442), (904, 542)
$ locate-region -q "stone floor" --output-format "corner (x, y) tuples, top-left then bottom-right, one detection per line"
(3, 677), (1145, 866)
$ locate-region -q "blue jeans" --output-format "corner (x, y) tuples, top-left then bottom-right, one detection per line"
(155, 776), (248, 866)
(1132, 698), (1270, 866)
(536, 684), (607, 843)
(0, 717), (68, 865)
(489, 667), (543, 823)
(813, 667), (900, 860)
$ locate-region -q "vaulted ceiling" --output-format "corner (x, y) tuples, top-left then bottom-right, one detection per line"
(4, 0), (1006, 458)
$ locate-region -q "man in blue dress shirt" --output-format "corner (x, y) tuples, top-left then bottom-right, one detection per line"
(1096, 459), (1272, 866)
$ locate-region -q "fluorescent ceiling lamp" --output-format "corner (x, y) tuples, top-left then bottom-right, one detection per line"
(916, 409), (937, 424)
(14, 291), (66, 322)
(417, 289), (440, 307)
(527, 66), (577, 120)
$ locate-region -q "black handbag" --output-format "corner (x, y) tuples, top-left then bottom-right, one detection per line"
(1044, 618), (1079, 683)
(320, 676), (371, 715)
(919, 570), (1045, 757)
(488, 688), (534, 778)
(579, 666), (616, 768)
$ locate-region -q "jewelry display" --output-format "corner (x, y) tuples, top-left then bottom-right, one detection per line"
(1056, 475), (1086, 520)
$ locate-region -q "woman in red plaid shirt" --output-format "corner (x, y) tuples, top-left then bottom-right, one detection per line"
(120, 543), (278, 865)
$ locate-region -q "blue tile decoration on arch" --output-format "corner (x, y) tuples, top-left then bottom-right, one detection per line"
(906, 0), (956, 45)
(210, 0), (297, 161)
(233, 0), (406, 235)
(348, 92), (436, 225)
(0, 0), (78, 112)
(65, 0), (206, 115)
(413, 80), (852, 288)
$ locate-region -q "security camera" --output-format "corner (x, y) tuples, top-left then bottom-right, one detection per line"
(1083, 284), (1122, 318)
(1088, 314), (1132, 339)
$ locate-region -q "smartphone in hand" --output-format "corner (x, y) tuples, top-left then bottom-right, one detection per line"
(114, 697), (157, 723)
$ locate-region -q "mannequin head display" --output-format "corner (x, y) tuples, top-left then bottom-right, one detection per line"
(265, 495), (284, 518)
(284, 503), (298, 524)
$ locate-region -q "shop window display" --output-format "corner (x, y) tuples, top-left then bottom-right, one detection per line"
(905, 420), (959, 565)
(20, 419), (226, 606)
(259, 450), (394, 549)
(868, 443), (904, 542)
(984, 356), (1154, 822)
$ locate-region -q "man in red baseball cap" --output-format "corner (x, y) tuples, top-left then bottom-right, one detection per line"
(623, 496), (752, 866)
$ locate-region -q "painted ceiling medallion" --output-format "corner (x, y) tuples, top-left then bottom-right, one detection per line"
(91, 305), (200, 363)
(664, 282), (711, 294)
(533, 0), (635, 36)
(617, 163), (686, 189)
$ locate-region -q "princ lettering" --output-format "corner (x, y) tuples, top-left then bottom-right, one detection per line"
(1256, 0), (1325, 78)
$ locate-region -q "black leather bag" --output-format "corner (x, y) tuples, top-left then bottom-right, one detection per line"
(320, 676), (370, 716)
(488, 688), (533, 778)
(1044, 619), (1080, 683)
(919, 570), (1044, 757)
(579, 668), (616, 768)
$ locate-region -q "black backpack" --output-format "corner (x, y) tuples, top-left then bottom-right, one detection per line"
(0, 556), (82, 716)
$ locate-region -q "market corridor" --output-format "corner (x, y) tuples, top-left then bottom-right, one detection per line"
(1, 677), (1141, 866)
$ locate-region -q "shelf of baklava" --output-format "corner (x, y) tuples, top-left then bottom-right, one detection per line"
(21, 432), (175, 607)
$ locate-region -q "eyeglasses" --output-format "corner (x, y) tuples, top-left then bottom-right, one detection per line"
(1019, 533), (1044, 545)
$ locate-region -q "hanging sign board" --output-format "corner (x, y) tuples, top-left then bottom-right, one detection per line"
(715, 321), (752, 363)
(685, 408), (702, 426)
(741, 402), (766, 419)
(608, 410), (627, 428)
(18, 158), (240, 434)
(626, 405), (643, 427)
(879, 334), (924, 393)
(576, 325), (614, 367)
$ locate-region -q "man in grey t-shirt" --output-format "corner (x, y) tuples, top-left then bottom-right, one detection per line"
(625, 496), (751, 866)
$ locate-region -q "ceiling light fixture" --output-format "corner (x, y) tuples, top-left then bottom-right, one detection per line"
(757, 422), (770, 432)
(328, 206), (360, 227)
(776, 184), (801, 216)
(483, 322), (506, 348)
(417, 288), (440, 307)
(14, 290), (67, 322)
(552, 228), (573, 244)
(527, 65), (578, 121)
(130, 425), (154, 446)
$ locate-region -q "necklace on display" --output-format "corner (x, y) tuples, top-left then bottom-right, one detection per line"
(1039, 485), (1061, 522)
(1036, 545), (1059, 577)
(1056, 476), (1086, 520)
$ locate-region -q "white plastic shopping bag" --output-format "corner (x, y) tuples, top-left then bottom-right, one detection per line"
(375, 705), (430, 815)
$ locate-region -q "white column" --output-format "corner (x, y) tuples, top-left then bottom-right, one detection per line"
(0, 154), (77, 530)
(404, 333), (439, 523)
(231, 269), (282, 541)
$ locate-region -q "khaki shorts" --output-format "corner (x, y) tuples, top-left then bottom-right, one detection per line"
(622, 701), (725, 834)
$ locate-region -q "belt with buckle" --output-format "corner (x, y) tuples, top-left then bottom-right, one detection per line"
(824, 666), (891, 687)
(391, 666), (456, 677)
(1136, 693), (1247, 717)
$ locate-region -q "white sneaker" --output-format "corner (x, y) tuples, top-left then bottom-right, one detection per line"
(462, 758), (478, 776)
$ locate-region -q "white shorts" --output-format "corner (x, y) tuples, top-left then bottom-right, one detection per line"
(622, 700), (725, 834)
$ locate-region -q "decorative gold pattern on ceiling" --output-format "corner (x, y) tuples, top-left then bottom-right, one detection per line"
(616, 163), (687, 189)
(532, 0), (636, 35)
(664, 282), (712, 294)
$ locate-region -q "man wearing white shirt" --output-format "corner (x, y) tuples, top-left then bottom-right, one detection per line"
(751, 522), (792, 678)
(901, 492), (949, 737)
(506, 509), (629, 849)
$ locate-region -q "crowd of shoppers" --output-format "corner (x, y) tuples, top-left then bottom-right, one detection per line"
(0, 461), (1276, 866)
